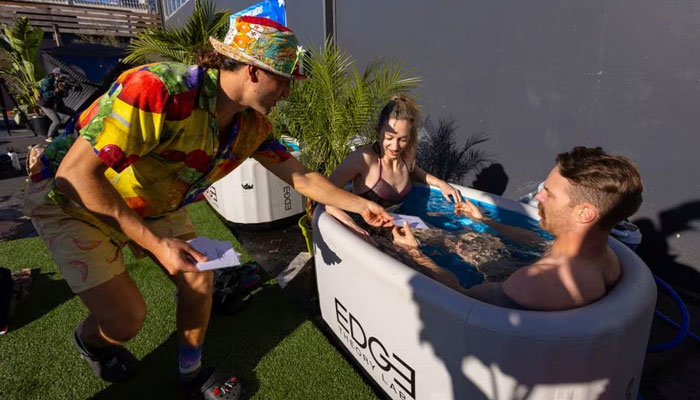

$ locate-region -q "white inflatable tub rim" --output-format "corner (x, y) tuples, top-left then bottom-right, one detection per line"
(314, 184), (656, 342)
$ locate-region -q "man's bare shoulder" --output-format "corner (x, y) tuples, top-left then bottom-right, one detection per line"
(502, 257), (581, 311)
(507, 256), (561, 279)
(606, 249), (622, 286)
(503, 251), (618, 311)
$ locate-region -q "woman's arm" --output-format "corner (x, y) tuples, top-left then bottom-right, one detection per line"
(411, 166), (463, 202)
(328, 149), (367, 187)
(412, 166), (483, 218)
(325, 205), (372, 241)
(325, 149), (375, 236)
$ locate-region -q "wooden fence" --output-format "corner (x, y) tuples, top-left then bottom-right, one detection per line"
(0, 0), (161, 37)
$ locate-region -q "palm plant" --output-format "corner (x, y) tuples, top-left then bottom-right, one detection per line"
(0, 17), (45, 118)
(124, 0), (230, 65)
(416, 116), (492, 184)
(270, 37), (421, 177)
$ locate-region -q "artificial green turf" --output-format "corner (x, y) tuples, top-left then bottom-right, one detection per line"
(0, 202), (378, 400)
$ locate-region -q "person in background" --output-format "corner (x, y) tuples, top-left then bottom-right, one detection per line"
(392, 146), (643, 311)
(37, 68), (79, 141)
(326, 95), (482, 240)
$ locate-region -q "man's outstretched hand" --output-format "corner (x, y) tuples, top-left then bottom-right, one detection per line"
(454, 201), (483, 220)
(360, 201), (394, 227)
(392, 221), (420, 249)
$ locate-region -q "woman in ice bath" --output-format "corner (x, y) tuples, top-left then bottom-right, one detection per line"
(326, 95), (482, 238)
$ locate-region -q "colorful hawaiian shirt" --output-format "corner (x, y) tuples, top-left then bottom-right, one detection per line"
(31, 62), (290, 233)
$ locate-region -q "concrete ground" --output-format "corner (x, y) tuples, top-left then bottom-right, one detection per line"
(1, 128), (698, 399)
(0, 129), (44, 242)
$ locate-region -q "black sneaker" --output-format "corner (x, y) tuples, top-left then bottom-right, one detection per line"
(179, 367), (243, 400)
(72, 328), (138, 382)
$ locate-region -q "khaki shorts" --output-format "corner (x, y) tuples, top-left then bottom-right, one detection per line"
(24, 178), (196, 294)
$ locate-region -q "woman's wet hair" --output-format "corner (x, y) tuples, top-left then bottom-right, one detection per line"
(196, 49), (245, 72)
(376, 95), (419, 171)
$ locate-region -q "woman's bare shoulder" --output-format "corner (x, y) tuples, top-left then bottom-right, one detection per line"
(348, 145), (377, 164)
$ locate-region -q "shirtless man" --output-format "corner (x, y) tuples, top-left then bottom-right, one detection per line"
(392, 146), (643, 311)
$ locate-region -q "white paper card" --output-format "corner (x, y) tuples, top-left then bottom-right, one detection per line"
(276, 251), (312, 289)
(389, 213), (429, 229)
(187, 236), (241, 271)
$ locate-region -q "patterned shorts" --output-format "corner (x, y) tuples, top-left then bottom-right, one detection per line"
(24, 177), (196, 294)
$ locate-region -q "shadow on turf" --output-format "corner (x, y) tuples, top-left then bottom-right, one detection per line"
(91, 280), (307, 400)
(9, 269), (73, 332)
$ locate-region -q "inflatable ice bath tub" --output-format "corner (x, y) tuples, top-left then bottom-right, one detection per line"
(313, 185), (655, 400)
(204, 149), (305, 229)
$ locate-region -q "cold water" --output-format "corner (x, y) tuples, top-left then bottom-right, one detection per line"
(395, 186), (553, 288)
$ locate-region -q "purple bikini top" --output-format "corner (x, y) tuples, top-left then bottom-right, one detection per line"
(358, 144), (411, 208)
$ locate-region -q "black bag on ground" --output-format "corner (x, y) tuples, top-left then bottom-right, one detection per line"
(0, 267), (12, 334)
(212, 267), (248, 315)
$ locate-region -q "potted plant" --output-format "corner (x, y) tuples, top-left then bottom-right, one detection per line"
(0, 17), (46, 135)
(416, 116), (492, 185)
(270, 38), (421, 254)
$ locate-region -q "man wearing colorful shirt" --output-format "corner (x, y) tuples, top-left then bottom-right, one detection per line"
(24, 17), (392, 400)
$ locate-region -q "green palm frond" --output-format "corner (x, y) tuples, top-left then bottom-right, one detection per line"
(417, 117), (492, 184)
(0, 17), (44, 113)
(124, 0), (230, 65)
(271, 37), (421, 176)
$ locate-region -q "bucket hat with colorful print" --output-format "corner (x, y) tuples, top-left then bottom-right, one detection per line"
(210, 16), (306, 79)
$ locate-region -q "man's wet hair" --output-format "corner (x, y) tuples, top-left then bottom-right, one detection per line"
(556, 146), (643, 230)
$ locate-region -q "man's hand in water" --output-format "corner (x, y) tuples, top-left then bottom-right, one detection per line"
(455, 201), (484, 220)
(392, 221), (420, 249)
(361, 201), (394, 227)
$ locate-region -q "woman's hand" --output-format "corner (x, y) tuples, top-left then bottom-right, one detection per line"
(438, 182), (483, 219)
(438, 182), (463, 204)
(455, 200), (483, 220)
(392, 221), (420, 249)
(347, 221), (374, 243)
(327, 206), (374, 243)
(360, 201), (394, 227)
